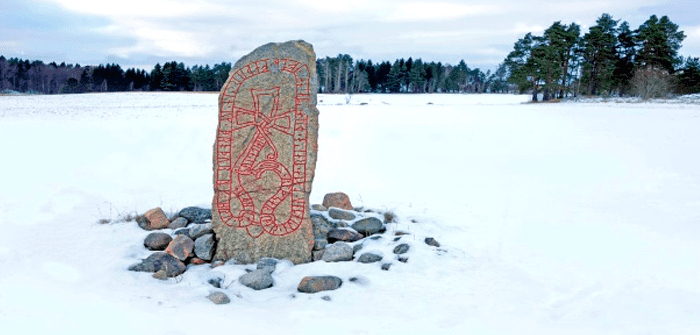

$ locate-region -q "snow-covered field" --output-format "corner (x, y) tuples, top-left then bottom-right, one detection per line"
(1, 92), (700, 334)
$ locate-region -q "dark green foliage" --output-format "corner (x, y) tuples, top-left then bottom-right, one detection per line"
(581, 14), (619, 95)
(677, 57), (700, 94)
(504, 13), (693, 98)
(636, 15), (686, 73)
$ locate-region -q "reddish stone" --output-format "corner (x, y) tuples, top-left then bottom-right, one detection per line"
(165, 235), (195, 261)
(190, 258), (207, 265)
(297, 276), (342, 293)
(322, 192), (353, 210)
(138, 207), (170, 230)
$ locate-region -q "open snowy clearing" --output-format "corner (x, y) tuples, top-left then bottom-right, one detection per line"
(1, 92), (700, 334)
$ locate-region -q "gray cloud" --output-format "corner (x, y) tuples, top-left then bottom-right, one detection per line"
(2, 0), (698, 71)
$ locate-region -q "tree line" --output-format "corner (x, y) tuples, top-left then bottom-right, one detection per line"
(503, 13), (700, 100)
(316, 56), (505, 93)
(0, 55), (509, 95)
(0, 57), (232, 94)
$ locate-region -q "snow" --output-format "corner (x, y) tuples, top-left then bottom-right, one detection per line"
(1, 92), (700, 334)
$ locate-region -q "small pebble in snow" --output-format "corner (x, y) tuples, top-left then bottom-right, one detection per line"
(322, 296), (331, 301)
(208, 278), (223, 289)
(393, 243), (409, 254)
(207, 292), (230, 305)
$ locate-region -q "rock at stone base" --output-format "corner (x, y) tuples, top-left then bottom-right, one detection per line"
(313, 238), (328, 251)
(190, 258), (207, 265)
(322, 242), (353, 262)
(352, 244), (363, 254)
(173, 228), (191, 238)
(194, 234), (215, 261)
(137, 207), (170, 231)
(129, 252), (186, 277)
(144, 232), (173, 251)
(297, 276), (343, 293)
(168, 217), (189, 229)
(239, 269), (274, 290)
(328, 208), (356, 221)
(207, 292), (231, 305)
(311, 215), (334, 239)
(313, 250), (325, 261)
(153, 270), (168, 280)
(322, 192), (353, 211)
(351, 217), (383, 236)
(165, 235), (195, 261)
(327, 228), (363, 243)
(381, 263), (391, 271)
(425, 237), (441, 247)
(357, 253), (383, 263)
(393, 243), (410, 255)
(256, 258), (278, 274)
(311, 204), (327, 211)
(178, 207), (211, 223)
(398, 256), (409, 263)
(189, 223), (213, 240)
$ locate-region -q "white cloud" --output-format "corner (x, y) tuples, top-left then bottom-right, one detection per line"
(383, 2), (497, 22)
(680, 25), (700, 57)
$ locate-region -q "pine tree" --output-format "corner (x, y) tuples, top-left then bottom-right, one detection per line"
(636, 15), (686, 73)
(581, 14), (619, 95)
(677, 57), (700, 94)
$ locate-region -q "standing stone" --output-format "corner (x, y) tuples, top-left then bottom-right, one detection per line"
(212, 40), (319, 265)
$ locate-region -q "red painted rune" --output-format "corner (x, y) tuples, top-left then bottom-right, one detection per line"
(215, 58), (311, 238)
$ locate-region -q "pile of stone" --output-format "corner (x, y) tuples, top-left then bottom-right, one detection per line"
(127, 192), (443, 304)
(129, 206), (215, 279)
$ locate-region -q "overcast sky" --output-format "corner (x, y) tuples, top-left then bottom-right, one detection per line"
(1, 0), (699, 72)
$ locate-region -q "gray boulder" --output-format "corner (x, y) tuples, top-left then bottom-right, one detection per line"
(357, 253), (383, 263)
(327, 228), (363, 243)
(351, 217), (383, 236)
(313, 238), (328, 251)
(194, 234), (215, 261)
(311, 214), (334, 239)
(425, 237), (441, 247)
(128, 252), (186, 277)
(189, 223), (213, 240)
(256, 258), (278, 274)
(144, 232), (172, 251)
(311, 204), (328, 211)
(178, 207), (211, 223)
(328, 208), (356, 221)
(393, 243), (410, 254)
(239, 269), (274, 290)
(322, 242), (353, 262)
(168, 217), (189, 229)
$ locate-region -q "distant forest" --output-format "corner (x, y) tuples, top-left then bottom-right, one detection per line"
(0, 55), (497, 95)
(1, 13), (698, 98)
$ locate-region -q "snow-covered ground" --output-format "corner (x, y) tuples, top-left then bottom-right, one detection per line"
(1, 92), (700, 334)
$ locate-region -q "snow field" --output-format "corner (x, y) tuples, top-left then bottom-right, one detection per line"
(1, 92), (700, 334)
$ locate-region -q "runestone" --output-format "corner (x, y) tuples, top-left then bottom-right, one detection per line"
(212, 40), (319, 264)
